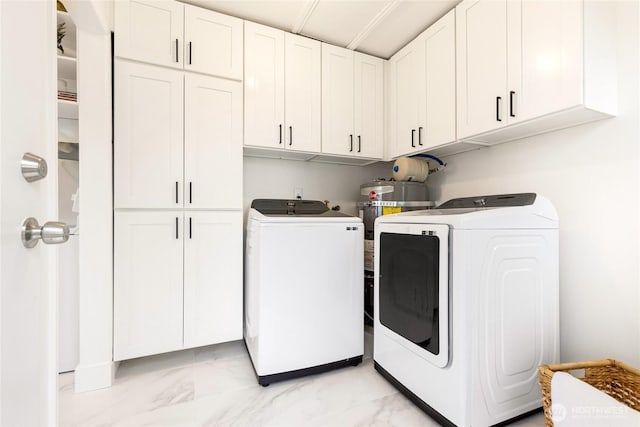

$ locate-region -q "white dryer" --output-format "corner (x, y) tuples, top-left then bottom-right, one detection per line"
(245, 199), (364, 386)
(374, 193), (559, 427)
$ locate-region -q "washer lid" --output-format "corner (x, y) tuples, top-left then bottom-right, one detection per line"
(437, 193), (536, 209)
(376, 193), (558, 229)
(249, 199), (360, 222)
(251, 199), (330, 215)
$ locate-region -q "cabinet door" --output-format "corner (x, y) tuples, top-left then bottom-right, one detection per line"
(183, 211), (242, 348)
(456, 0), (507, 139)
(354, 52), (384, 159)
(114, 61), (183, 209)
(115, 0), (183, 68)
(184, 74), (242, 209)
(114, 211), (184, 361)
(285, 33), (321, 153)
(422, 9), (456, 149)
(321, 44), (354, 156)
(244, 22), (285, 149)
(393, 40), (421, 157)
(508, 0), (582, 124)
(184, 5), (243, 80)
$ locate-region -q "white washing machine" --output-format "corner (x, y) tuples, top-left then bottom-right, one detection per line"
(374, 193), (559, 426)
(245, 199), (364, 386)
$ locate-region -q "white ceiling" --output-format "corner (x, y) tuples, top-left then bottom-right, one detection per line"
(180, 0), (461, 59)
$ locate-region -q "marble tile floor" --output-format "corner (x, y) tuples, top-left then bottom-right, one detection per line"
(59, 332), (545, 427)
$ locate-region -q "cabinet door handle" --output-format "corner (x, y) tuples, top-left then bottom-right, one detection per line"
(189, 182), (192, 204)
(289, 126), (292, 146)
(189, 217), (192, 239)
(357, 135), (361, 153)
(418, 127), (423, 146)
(411, 129), (416, 148)
(509, 91), (515, 117)
(175, 181), (179, 204)
(188, 41), (192, 65)
(175, 39), (179, 63)
(279, 124), (282, 144)
(175, 217), (179, 239)
(496, 96), (502, 122)
(349, 134), (353, 152)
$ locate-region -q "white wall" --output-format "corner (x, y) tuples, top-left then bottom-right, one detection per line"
(243, 157), (393, 217)
(428, 0), (640, 365)
(71, 2), (114, 391)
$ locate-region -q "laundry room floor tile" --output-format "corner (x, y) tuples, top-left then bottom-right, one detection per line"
(59, 338), (545, 426)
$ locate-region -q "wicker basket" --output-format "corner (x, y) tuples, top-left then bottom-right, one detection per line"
(538, 359), (640, 426)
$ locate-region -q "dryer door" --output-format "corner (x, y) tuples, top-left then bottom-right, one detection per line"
(376, 223), (449, 368)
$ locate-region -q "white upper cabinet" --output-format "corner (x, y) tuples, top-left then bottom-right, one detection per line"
(244, 26), (320, 154)
(389, 9), (456, 159)
(183, 211), (243, 349)
(422, 9), (456, 150)
(284, 33), (322, 153)
(391, 39), (421, 157)
(114, 61), (184, 209)
(508, 0), (582, 123)
(321, 46), (384, 160)
(116, 0), (243, 80)
(184, 74), (243, 210)
(321, 44), (354, 157)
(353, 52), (384, 159)
(183, 5), (243, 80)
(244, 22), (285, 149)
(456, 0), (617, 144)
(115, 0), (184, 69)
(456, 0), (507, 138)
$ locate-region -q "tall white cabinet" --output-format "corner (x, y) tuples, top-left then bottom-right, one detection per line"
(114, 0), (243, 362)
(114, 211), (184, 361)
(183, 211), (242, 348)
(114, 61), (184, 209)
(184, 74), (243, 209)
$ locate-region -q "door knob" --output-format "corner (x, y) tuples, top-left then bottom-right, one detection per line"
(21, 152), (48, 182)
(21, 217), (71, 248)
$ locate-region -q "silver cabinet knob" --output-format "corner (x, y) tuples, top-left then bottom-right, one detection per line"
(21, 217), (70, 248)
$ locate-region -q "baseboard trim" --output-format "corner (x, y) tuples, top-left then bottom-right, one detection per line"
(74, 361), (117, 392)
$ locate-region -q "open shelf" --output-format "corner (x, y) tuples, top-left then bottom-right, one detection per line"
(58, 55), (77, 80)
(57, 10), (76, 58)
(58, 99), (78, 120)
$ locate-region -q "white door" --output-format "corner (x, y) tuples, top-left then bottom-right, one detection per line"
(115, 0), (184, 69)
(183, 211), (242, 348)
(354, 52), (383, 159)
(113, 211), (184, 361)
(184, 74), (242, 210)
(393, 40), (421, 157)
(321, 44), (354, 156)
(423, 9), (456, 149)
(244, 22), (285, 149)
(184, 5), (243, 80)
(284, 33), (321, 153)
(114, 60), (184, 209)
(456, 0), (507, 139)
(0, 1), (58, 424)
(375, 223), (450, 369)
